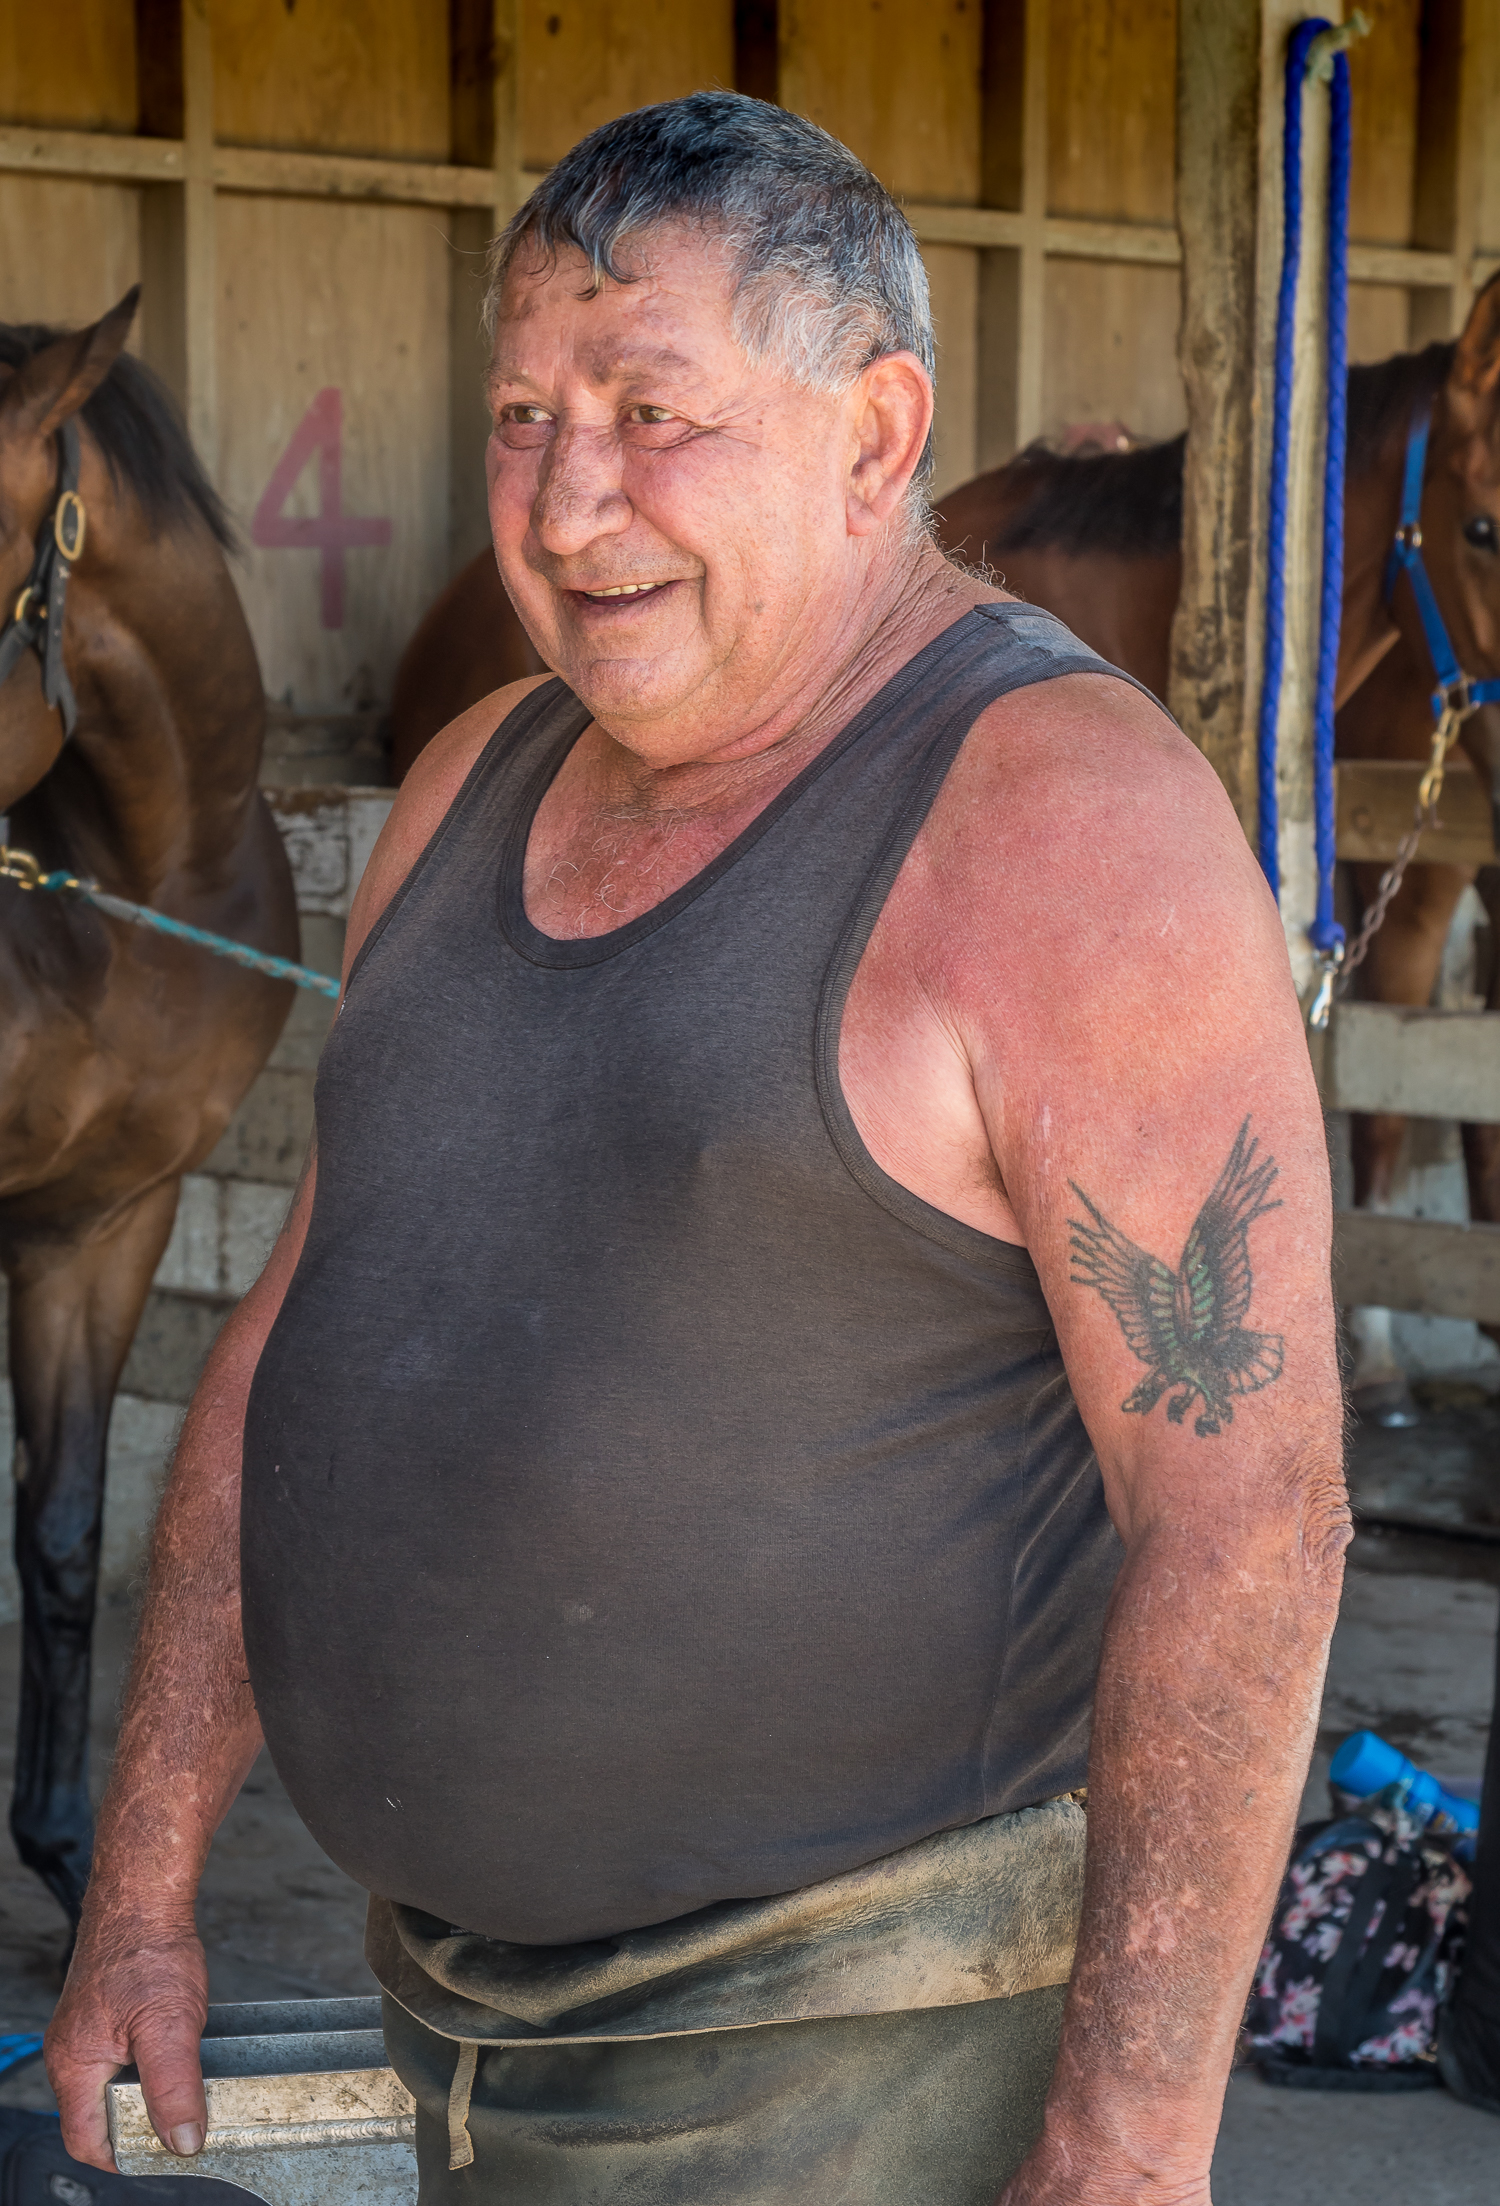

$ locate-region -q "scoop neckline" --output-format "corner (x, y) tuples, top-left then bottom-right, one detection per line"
(495, 605), (994, 971)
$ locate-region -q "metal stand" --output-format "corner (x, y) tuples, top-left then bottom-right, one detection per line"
(107, 1997), (416, 2205)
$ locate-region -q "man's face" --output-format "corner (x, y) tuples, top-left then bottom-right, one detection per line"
(485, 229), (875, 760)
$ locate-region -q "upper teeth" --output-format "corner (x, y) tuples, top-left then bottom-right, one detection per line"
(585, 582), (661, 597)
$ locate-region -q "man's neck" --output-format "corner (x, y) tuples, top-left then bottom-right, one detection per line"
(585, 542), (998, 822)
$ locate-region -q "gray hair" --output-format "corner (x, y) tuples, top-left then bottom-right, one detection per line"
(484, 91), (936, 492)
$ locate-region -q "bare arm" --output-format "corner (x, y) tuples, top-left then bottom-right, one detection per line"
(902, 680), (1347, 2202)
(45, 679), (543, 2169)
(44, 1157), (315, 2169)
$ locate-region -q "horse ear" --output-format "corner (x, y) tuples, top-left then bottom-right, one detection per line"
(1453, 272), (1500, 398)
(0, 286), (140, 444)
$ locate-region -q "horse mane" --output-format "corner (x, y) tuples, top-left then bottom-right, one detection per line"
(0, 322), (233, 550)
(981, 340), (1460, 557)
(982, 436), (1186, 559)
(1346, 341), (1454, 476)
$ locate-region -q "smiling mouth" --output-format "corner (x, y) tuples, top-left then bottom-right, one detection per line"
(577, 581), (670, 600)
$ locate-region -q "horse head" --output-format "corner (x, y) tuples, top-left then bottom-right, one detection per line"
(1418, 272), (1500, 829)
(0, 288), (138, 814)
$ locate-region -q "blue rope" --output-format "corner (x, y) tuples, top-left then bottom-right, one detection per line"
(0, 2033), (44, 2079)
(1260, 16), (1354, 970)
(36, 873), (341, 999)
(1257, 18), (1327, 895)
(1311, 47), (1351, 958)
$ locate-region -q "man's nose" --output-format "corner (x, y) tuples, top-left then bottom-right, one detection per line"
(531, 426), (631, 556)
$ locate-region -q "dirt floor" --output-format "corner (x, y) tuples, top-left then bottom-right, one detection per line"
(0, 1450), (1494, 2202)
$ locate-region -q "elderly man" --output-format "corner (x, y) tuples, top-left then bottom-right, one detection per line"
(48, 93), (1345, 2204)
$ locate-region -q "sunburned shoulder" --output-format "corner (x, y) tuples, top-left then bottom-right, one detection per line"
(343, 674), (552, 972)
(936, 670), (1266, 928)
(905, 667), (1292, 1025)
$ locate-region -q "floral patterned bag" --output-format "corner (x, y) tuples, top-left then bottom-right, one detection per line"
(1245, 1789), (1471, 2091)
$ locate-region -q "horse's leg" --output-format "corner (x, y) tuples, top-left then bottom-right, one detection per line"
(1347, 860), (1475, 1425)
(1462, 866), (1500, 1349)
(4, 1180), (179, 1920)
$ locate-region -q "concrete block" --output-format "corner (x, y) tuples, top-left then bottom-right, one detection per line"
(120, 1287), (236, 1403)
(264, 787), (395, 921)
(225, 1180), (293, 1296)
(272, 915), (343, 1072)
(204, 1067), (316, 1187)
(153, 1174), (223, 1295)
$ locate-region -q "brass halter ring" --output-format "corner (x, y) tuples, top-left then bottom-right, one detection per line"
(53, 490), (86, 565)
(0, 845), (41, 891)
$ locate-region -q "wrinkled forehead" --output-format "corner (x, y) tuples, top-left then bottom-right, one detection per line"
(488, 227), (756, 390)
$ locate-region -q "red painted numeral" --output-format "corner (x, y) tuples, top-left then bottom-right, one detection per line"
(251, 388), (392, 629)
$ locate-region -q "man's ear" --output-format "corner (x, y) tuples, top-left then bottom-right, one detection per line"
(1453, 272), (1500, 398)
(847, 351), (934, 534)
(0, 287), (140, 445)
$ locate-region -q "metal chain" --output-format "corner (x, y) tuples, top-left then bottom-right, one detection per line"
(1306, 701), (1469, 1031)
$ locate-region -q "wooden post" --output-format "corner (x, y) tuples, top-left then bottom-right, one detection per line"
(976, 0), (1048, 469)
(1171, 0), (1338, 1003)
(134, 0), (215, 474)
(1412, 0), (1482, 345)
(181, 0), (217, 470)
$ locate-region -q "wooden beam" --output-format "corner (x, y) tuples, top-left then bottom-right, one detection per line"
(0, 125), (184, 180)
(1333, 1211), (1500, 1325)
(212, 145), (496, 208)
(1336, 758), (1495, 867)
(1325, 1003), (1500, 1121)
(1168, 0), (1263, 835)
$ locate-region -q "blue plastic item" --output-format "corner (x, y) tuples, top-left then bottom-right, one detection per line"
(1330, 1730), (1480, 1836)
(0, 2032), (44, 2079)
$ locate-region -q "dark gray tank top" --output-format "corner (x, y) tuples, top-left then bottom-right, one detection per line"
(243, 603), (1130, 1946)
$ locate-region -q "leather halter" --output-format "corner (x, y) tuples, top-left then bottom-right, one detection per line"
(0, 419), (85, 740)
(1385, 396), (1500, 726)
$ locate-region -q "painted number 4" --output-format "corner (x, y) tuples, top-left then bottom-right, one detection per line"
(251, 388), (391, 629)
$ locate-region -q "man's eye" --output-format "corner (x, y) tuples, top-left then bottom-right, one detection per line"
(505, 406), (551, 426)
(629, 406), (677, 426)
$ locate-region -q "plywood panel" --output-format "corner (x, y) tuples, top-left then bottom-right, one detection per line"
(780, 0), (983, 204)
(216, 196), (450, 713)
(925, 244), (978, 500)
(0, 3), (135, 132)
(1347, 282), (1413, 366)
(210, 0), (449, 160)
(523, 1), (736, 172)
(1046, 0), (1175, 223)
(1041, 259), (1184, 445)
(0, 179), (140, 334)
(1347, 0), (1419, 247)
(1474, 0), (1500, 257)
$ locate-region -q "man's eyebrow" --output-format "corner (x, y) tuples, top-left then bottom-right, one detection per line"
(487, 344), (711, 397)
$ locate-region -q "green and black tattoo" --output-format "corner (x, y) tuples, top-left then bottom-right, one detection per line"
(1069, 1118), (1284, 1438)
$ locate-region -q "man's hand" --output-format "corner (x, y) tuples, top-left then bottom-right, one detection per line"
(46, 1910), (209, 2171)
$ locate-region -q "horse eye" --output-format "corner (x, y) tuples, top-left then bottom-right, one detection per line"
(1464, 514), (1499, 552)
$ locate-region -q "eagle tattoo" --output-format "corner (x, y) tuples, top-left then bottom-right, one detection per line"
(1068, 1119), (1284, 1439)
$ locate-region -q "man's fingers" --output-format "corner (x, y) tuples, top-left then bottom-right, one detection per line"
(48, 2054), (122, 2174)
(134, 2020), (209, 2160)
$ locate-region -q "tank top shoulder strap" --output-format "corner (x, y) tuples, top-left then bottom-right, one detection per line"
(348, 677), (588, 991)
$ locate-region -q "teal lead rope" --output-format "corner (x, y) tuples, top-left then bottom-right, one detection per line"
(1, 846), (341, 1001)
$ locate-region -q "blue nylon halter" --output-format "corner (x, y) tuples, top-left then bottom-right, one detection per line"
(1386, 398), (1500, 719)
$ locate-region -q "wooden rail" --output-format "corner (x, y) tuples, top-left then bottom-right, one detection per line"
(1333, 1212), (1500, 1327)
(1324, 1004), (1500, 1121)
(1324, 1003), (1500, 1324)
(1335, 759), (1495, 867)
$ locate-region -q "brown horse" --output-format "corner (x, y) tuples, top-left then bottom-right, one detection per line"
(0, 293), (297, 1918)
(386, 281), (1500, 1419)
